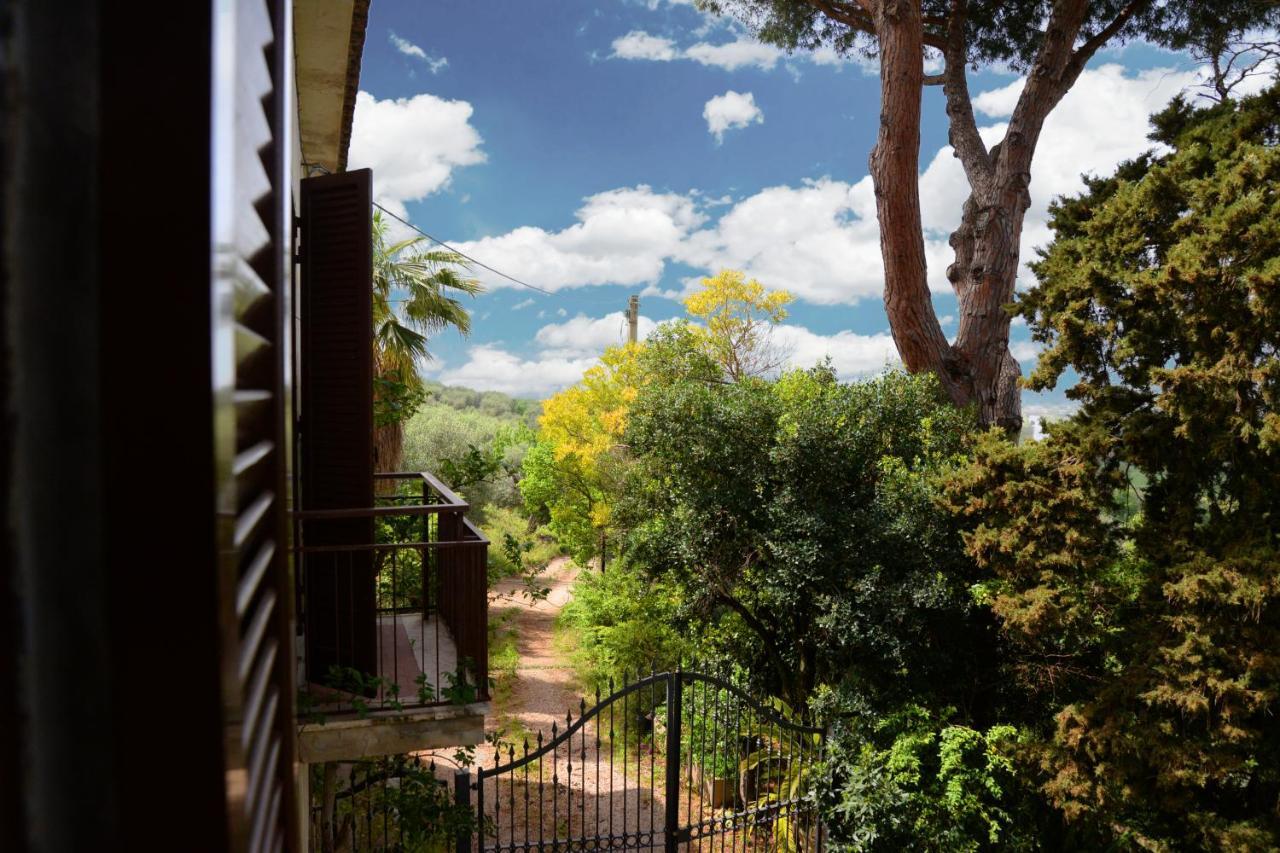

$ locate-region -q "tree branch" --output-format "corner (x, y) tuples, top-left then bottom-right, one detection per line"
(803, 0), (876, 34)
(712, 588), (794, 697)
(1003, 0), (1090, 171)
(803, 0), (949, 49)
(941, 0), (993, 189)
(1065, 0), (1152, 83)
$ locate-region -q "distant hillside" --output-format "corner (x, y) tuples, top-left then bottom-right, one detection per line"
(420, 380), (541, 428)
(403, 382), (540, 509)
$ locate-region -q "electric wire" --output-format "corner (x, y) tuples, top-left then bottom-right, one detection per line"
(372, 201), (554, 295)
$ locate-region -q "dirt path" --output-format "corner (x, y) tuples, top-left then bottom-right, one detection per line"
(487, 555), (582, 739)
(469, 557), (668, 847)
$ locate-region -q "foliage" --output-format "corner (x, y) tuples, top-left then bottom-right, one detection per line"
(736, 698), (823, 853)
(816, 702), (1049, 852)
(621, 365), (985, 708)
(698, 1), (1278, 87)
(482, 505), (561, 579)
(943, 88), (1280, 848)
(374, 366), (430, 428)
(371, 210), (482, 471)
(557, 561), (689, 692)
(372, 210), (481, 384)
(403, 394), (536, 511)
(521, 343), (645, 565)
(312, 756), (476, 853)
(683, 269), (793, 380)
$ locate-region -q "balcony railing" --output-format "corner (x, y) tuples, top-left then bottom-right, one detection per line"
(294, 472), (489, 718)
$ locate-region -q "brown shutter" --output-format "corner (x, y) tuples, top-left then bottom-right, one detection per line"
(298, 169), (377, 683)
(213, 0), (299, 850)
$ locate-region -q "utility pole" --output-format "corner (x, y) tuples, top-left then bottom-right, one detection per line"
(626, 294), (639, 344)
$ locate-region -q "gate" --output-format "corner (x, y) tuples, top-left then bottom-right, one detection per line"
(458, 669), (824, 852)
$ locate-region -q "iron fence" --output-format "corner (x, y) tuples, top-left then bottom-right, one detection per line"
(463, 668), (824, 853)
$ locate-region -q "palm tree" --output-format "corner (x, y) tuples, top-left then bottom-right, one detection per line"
(372, 210), (481, 475)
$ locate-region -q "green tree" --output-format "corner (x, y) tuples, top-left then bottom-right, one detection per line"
(371, 210), (481, 473)
(943, 86), (1280, 848)
(700, 0), (1280, 430)
(520, 344), (643, 566)
(622, 366), (986, 708)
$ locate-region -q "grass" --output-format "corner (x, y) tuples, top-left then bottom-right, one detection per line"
(487, 608), (540, 747)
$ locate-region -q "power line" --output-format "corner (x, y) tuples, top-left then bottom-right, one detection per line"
(373, 201), (553, 296)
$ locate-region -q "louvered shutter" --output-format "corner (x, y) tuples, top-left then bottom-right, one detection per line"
(213, 0), (298, 849)
(298, 169), (377, 684)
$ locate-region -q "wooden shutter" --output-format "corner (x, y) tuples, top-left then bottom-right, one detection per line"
(214, 0), (298, 849)
(298, 169), (377, 684)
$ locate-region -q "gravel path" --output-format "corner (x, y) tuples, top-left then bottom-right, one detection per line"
(475, 557), (666, 848)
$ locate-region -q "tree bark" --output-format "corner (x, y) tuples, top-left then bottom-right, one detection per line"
(869, 0), (1100, 432)
(869, 0), (968, 406)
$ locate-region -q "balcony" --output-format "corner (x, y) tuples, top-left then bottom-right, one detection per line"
(293, 472), (489, 762)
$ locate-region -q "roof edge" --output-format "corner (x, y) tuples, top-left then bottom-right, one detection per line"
(336, 0), (370, 172)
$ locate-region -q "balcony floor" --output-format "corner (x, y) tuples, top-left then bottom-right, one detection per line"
(298, 612), (460, 712)
(377, 612), (460, 705)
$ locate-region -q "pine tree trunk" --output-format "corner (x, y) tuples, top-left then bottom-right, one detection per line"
(948, 193), (1025, 431)
(869, 0), (970, 405)
(866, 0), (1104, 434)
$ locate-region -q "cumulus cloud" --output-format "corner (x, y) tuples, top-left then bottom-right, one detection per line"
(686, 38), (781, 70)
(703, 90), (763, 141)
(434, 345), (598, 397)
(610, 30), (781, 70)
(348, 90), (485, 221)
(535, 311), (659, 357)
(610, 30), (679, 61)
(774, 326), (900, 378)
(450, 186), (703, 293)
(676, 178), (913, 303)
(437, 63), (1208, 306)
(1008, 339), (1042, 363)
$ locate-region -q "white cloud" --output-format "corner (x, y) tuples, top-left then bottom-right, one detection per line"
(434, 314), (897, 398)
(535, 311), (659, 357)
(685, 38), (781, 70)
(348, 91), (485, 221)
(703, 90), (763, 141)
(676, 177), (914, 304)
(451, 186), (704, 292)
(611, 30), (679, 61)
(389, 32), (448, 73)
(435, 63), (1208, 307)
(774, 326), (900, 379)
(434, 345), (598, 397)
(511, 298), (535, 310)
(1009, 339), (1042, 363)
(610, 30), (781, 70)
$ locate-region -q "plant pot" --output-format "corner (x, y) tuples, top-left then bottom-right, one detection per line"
(693, 766), (737, 809)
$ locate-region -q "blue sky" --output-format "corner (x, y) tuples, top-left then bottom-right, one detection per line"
(349, 0), (1209, 414)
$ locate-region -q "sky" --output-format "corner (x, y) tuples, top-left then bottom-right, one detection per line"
(349, 0), (1214, 415)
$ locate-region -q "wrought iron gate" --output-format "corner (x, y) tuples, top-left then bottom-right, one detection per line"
(458, 669), (824, 852)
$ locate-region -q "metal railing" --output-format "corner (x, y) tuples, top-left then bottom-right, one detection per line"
(309, 754), (477, 852)
(294, 472), (489, 718)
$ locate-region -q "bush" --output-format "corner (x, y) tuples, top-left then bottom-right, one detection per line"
(816, 703), (1052, 852)
(557, 563), (688, 693)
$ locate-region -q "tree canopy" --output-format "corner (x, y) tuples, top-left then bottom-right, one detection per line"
(944, 84), (1280, 849)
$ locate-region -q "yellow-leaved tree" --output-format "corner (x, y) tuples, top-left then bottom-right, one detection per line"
(683, 269), (793, 381)
(520, 343), (644, 568)
(521, 270), (794, 568)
